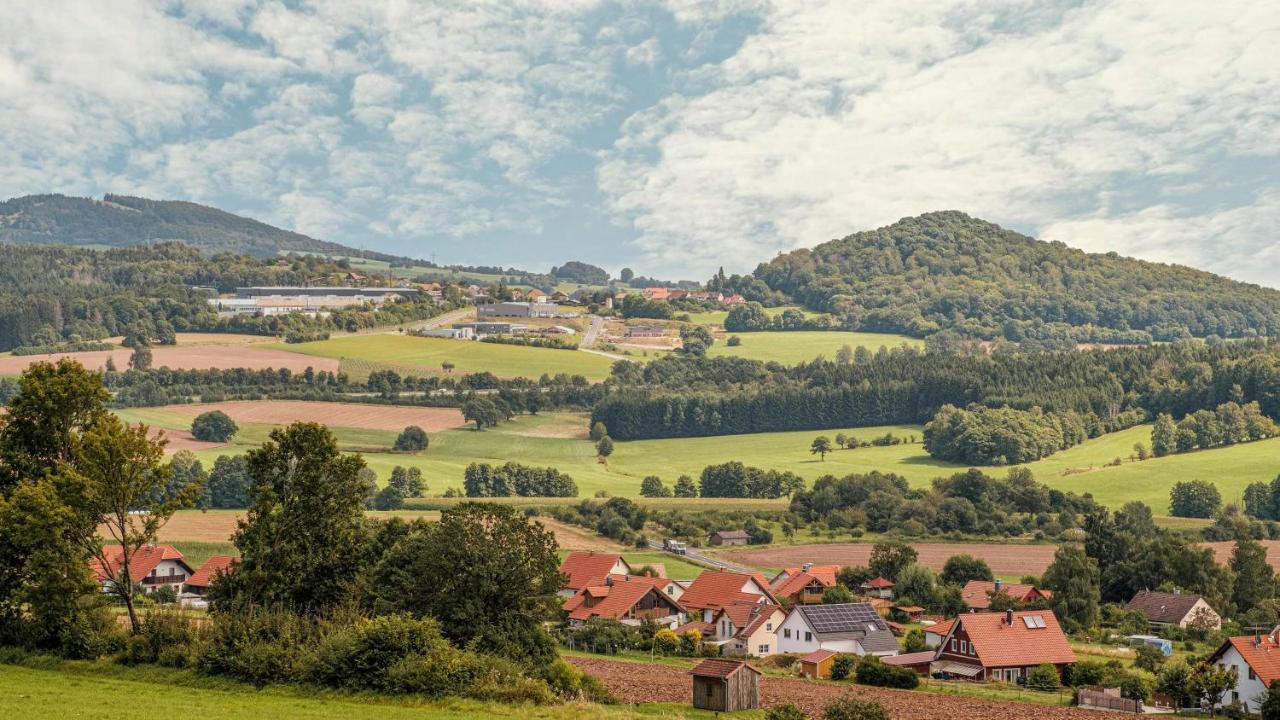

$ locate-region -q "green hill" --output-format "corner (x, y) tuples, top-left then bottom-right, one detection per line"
(0, 193), (406, 261)
(728, 211), (1280, 343)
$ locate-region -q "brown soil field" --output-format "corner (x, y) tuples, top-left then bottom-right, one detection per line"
(146, 426), (225, 452)
(0, 345), (338, 375)
(147, 510), (615, 550)
(1203, 540), (1280, 569)
(724, 543), (1060, 577)
(568, 656), (1093, 719)
(159, 400), (466, 432)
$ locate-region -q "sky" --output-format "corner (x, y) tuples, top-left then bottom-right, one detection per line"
(1, 1), (1277, 285)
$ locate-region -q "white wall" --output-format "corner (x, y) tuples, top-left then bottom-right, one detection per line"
(1218, 646), (1267, 712)
(775, 612), (860, 655)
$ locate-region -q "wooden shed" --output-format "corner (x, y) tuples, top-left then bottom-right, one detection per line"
(799, 649), (837, 679)
(690, 659), (760, 712)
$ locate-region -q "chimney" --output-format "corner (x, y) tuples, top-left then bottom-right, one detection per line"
(1005, 609), (1014, 626)
(605, 576), (613, 587)
(994, 579), (1002, 593)
(624, 575), (630, 582)
(802, 562), (812, 573)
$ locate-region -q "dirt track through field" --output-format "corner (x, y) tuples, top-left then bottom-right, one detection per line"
(567, 656), (1094, 719)
(0, 345), (338, 375)
(161, 400), (467, 432)
(725, 543), (1060, 577)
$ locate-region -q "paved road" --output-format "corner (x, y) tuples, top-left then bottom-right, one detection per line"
(645, 540), (757, 574)
(582, 314), (604, 346)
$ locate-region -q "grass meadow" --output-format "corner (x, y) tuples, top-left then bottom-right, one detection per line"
(268, 334), (615, 381)
(705, 330), (923, 364)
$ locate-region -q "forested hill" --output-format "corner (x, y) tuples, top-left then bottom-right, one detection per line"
(0, 193), (405, 262)
(721, 211), (1280, 342)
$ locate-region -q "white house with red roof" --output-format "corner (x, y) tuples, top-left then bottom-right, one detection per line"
(696, 602), (785, 657)
(562, 574), (684, 629)
(558, 551), (633, 596)
(932, 609), (1075, 682)
(92, 544), (193, 595)
(1207, 629), (1280, 712)
(680, 569), (777, 623)
(179, 555), (235, 608)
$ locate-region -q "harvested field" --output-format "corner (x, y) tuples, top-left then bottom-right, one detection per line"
(567, 656), (1093, 719)
(1204, 540), (1280, 571)
(146, 426), (225, 453)
(506, 412), (591, 440)
(725, 542), (1060, 577)
(0, 345), (338, 375)
(160, 400), (466, 432)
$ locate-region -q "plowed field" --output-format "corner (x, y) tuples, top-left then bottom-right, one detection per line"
(568, 656), (1093, 719)
(725, 543), (1059, 576)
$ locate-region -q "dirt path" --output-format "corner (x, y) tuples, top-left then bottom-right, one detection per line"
(567, 656), (1094, 720)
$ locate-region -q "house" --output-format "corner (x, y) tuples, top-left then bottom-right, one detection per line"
(860, 577), (895, 599)
(799, 649), (838, 679)
(924, 618), (955, 648)
(550, 291), (570, 303)
(667, 289), (689, 300)
(709, 530), (749, 547)
(562, 574), (684, 629)
(1126, 590), (1222, 630)
(642, 287), (671, 300)
(526, 289), (548, 303)
(679, 569), (777, 623)
(704, 602), (785, 657)
(932, 609), (1076, 683)
(509, 288), (525, 300)
(776, 603), (899, 657)
(722, 294), (746, 305)
(772, 567), (840, 606)
(180, 555), (235, 608)
(1207, 628), (1280, 713)
(92, 544), (193, 595)
(690, 659), (760, 712)
(960, 579), (1050, 612)
(558, 551), (632, 595)
(625, 325), (665, 338)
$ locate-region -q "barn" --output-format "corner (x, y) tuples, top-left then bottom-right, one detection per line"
(690, 659), (761, 712)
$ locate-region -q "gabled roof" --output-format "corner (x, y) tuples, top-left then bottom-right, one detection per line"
(960, 580), (1045, 610)
(1126, 590), (1212, 624)
(711, 530), (749, 541)
(185, 555), (235, 588)
(801, 649), (837, 664)
(862, 577), (895, 588)
(773, 572), (829, 600)
(680, 569), (776, 611)
(690, 659), (759, 679)
(559, 551), (630, 591)
(1209, 632), (1280, 687)
(791, 603), (894, 652)
(91, 544), (190, 583)
(713, 601), (783, 640)
(925, 618), (956, 637)
(883, 651), (937, 666)
(563, 575), (683, 622)
(950, 611), (1076, 668)
(776, 565), (840, 586)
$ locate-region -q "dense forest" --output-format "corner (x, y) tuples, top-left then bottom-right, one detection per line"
(0, 243), (446, 351)
(715, 211), (1280, 342)
(592, 340), (1280, 440)
(0, 194), (415, 260)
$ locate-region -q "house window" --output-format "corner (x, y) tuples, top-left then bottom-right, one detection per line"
(951, 639), (957, 651)
(805, 632), (812, 642)
(760, 645), (769, 654)
(959, 640), (967, 654)
(784, 629), (791, 639)
(766, 623), (773, 631)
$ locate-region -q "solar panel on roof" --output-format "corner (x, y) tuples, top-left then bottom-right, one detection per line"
(802, 603), (884, 634)
(1022, 615), (1046, 629)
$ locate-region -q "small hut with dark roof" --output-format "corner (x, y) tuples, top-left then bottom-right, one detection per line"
(690, 659), (760, 712)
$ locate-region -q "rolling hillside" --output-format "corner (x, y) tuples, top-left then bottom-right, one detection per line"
(0, 193), (407, 261)
(728, 211), (1280, 342)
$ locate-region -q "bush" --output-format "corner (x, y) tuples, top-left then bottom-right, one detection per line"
(120, 608), (204, 667)
(767, 704), (808, 720)
(652, 629), (679, 655)
(831, 653), (856, 680)
(855, 656), (918, 689)
(393, 425), (429, 452)
(824, 696), (889, 720)
(1026, 662), (1061, 691)
(191, 410), (238, 442)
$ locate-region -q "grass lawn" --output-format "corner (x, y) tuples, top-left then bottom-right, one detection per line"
(267, 334), (615, 381)
(0, 660), (730, 720)
(706, 331), (923, 364)
(121, 404), (1280, 511)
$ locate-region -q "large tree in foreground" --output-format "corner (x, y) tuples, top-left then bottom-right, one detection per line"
(368, 502), (561, 663)
(210, 422), (370, 612)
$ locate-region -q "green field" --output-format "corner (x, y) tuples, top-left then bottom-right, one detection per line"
(681, 305), (822, 327)
(0, 661), (725, 720)
(706, 331), (923, 364)
(268, 334), (616, 381)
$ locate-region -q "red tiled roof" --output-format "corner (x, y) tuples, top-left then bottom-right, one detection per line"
(680, 569), (775, 611)
(863, 577), (895, 588)
(559, 551), (628, 591)
(91, 544), (188, 583)
(690, 659), (758, 679)
(926, 618), (956, 637)
(565, 575), (682, 622)
(773, 572), (825, 600)
(961, 580), (1045, 610)
(801, 649), (837, 664)
(775, 565), (840, 586)
(953, 611), (1076, 668)
(1210, 634), (1280, 686)
(674, 620), (712, 636)
(714, 601), (782, 640)
(185, 555), (235, 588)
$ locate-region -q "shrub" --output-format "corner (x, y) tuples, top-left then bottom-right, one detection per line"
(393, 425), (429, 452)
(824, 696), (889, 720)
(830, 653), (856, 680)
(652, 629), (679, 655)
(1026, 662), (1061, 691)
(767, 704), (808, 720)
(854, 656), (918, 689)
(191, 410), (238, 442)
(120, 608), (204, 667)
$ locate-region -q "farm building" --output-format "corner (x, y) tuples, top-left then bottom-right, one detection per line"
(690, 659), (760, 712)
(1126, 590), (1221, 630)
(708, 530), (749, 546)
(961, 579), (1050, 611)
(799, 649), (837, 679)
(417, 327), (475, 339)
(477, 302), (560, 318)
